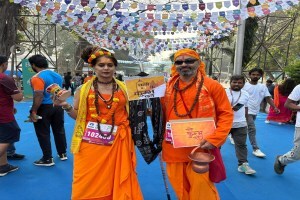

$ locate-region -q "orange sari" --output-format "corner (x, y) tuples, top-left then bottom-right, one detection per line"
(72, 89), (143, 200)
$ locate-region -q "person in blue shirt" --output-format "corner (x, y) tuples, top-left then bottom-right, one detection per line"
(28, 54), (67, 166)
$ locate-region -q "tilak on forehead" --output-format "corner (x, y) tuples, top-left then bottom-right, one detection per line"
(171, 48), (206, 77)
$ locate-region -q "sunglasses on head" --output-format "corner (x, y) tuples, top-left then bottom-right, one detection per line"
(174, 59), (198, 65)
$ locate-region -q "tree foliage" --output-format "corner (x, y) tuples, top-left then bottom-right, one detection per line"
(243, 17), (259, 68)
(0, 1), (21, 56)
(284, 60), (300, 84)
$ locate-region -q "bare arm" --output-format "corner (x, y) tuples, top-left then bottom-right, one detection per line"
(266, 96), (280, 113)
(65, 87), (80, 119)
(11, 91), (23, 102)
(284, 98), (300, 112)
(31, 91), (43, 112)
(30, 91), (44, 122)
(2, 76), (24, 101)
(53, 87), (80, 120)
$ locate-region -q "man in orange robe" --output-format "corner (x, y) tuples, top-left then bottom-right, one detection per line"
(161, 48), (233, 200)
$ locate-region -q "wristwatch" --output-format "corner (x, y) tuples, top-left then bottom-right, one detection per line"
(62, 104), (73, 113)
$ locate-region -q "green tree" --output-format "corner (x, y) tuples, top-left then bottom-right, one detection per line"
(0, 1), (21, 56)
(243, 17), (259, 68)
(284, 60), (300, 84)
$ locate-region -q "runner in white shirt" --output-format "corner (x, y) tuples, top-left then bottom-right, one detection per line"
(243, 68), (279, 158)
(274, 84), (300, 174)
(226, 75), (256, 175)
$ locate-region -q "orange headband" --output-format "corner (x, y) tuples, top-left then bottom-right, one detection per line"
(171, 48), (206, 77)
(173, 48), (200, 61)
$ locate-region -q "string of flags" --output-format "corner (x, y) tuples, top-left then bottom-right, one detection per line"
(8, 0), (300, 53)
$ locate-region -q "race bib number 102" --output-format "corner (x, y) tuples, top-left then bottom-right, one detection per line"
(83, 121), (118, 146)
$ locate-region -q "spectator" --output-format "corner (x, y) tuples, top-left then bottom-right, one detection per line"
(115, 73), (123, 81)
(7, 143), (24, 160)
(266, 79), (275, 98)
(274, 84), (300, 174)
(243, 68), (279, 158)
(62, 73), (66, 89)
(0, 55), (24, 176)
(83, 70), (94, 83)
(81, 73), (86, 85)
(28, 54), (68, 166)
(261, 79), (275, 112)
(226, 75), (256, 175)
(64, 72), (72, 90)
(266, 78), (296, 124)
(72, 72), (82, 95)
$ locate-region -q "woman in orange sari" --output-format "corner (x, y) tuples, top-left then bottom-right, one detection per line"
(266, 78), (296, 124)
(55, 46), (143, 200)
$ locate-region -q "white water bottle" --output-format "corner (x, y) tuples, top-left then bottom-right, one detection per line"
(24, 115), (42, 122)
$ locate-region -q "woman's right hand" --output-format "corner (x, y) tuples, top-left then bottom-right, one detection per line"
(52, 96), (68, 107)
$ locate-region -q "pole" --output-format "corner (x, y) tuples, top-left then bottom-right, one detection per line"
(209, 47), (213, 76)
(139, 61), (144, 72)
(159, 153), (171, 200)
(233, 19), (246, 75)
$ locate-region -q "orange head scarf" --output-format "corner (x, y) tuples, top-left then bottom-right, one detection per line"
(170, 48), (206, 77)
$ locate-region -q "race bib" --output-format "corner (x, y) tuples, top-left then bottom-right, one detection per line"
(83, 121), (118, 146)
(165, 122), (173, 143)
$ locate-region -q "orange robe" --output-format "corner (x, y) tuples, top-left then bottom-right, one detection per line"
(161, 72), (233, 200)
(72, 89), (143, 200)
(84, 76), (94, 84)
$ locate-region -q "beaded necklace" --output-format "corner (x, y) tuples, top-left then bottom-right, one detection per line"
(173, 74), (197, 92)
(97, 83), (118, 109)
(173, 75), (204, 118)
(93, 78), (119, 137)
(97, 79), (114, 84)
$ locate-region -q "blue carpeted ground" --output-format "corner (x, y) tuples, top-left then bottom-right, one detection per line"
(1, 99), (300, 200)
